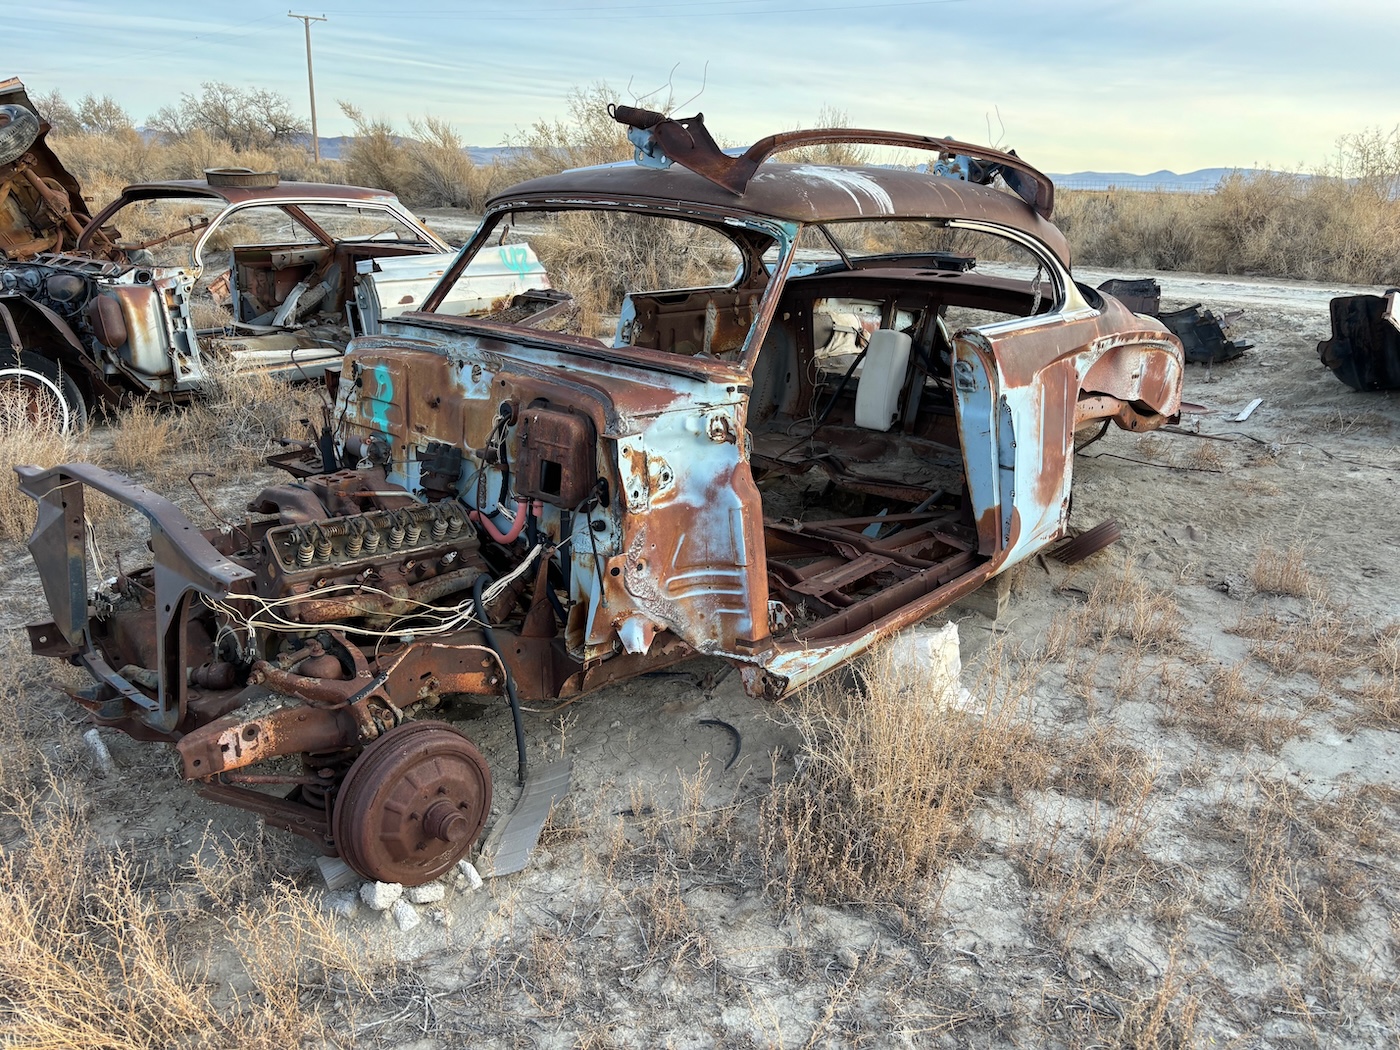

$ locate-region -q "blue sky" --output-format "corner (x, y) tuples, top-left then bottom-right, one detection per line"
(6, 0), (1397, 173)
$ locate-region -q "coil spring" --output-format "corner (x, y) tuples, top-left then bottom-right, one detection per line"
(294, 530), (315, 567)
(300, 750), (358, 813)
(314, 528), (333, 561)
(344, 522), (364, 557)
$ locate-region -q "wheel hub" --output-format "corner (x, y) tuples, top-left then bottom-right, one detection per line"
(332, 720), (492, 886)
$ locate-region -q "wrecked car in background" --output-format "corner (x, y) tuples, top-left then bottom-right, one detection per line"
(1317, 287), (1400, 390)
(18, 104), (1184, 886)
(0, 77), (545, 430)
(1096, 277), (1251, 364)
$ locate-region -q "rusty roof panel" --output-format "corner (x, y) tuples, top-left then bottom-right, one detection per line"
(489, 162), (1071, 268)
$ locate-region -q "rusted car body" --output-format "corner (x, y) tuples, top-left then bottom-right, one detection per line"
(19, 105), (1183, 886)
(0, 76), (545, 429)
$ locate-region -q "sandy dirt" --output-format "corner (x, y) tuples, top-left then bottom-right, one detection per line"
(2, 267), (1397, 1048)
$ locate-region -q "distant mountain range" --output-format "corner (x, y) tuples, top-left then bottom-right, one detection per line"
(1047, 168), (1288, 192)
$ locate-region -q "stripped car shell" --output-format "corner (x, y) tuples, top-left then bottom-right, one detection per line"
(1, 77), (546, 429)
(18, 105), (1182, 885)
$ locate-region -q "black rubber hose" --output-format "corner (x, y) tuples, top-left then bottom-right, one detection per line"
(474, 573), (527, 784)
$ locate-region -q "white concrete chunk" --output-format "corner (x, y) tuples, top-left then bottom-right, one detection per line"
(457, 860), (484, 889)
(83, 728), (115, 774)
(391, 898), (421, 932)
(322, 890), (359, 920)
(360, 880), (404, 911)
(405, 880), (446, 904)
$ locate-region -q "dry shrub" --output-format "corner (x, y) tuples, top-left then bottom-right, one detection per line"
(1057, 130), (1400, 285)
(760, 642), (1042, 906)
(1250, 541), (1319, 598)
(337, 105), (496, 207)
(185, 359), (324, 473)
(533, 210), (741, 338)
(47, 128), (156, 195)
(47, 129), (344, 204)
(500, 82), (633, 185)
(1220, 776), (1374, 950)
(0, 392), (83, 541)
(403, 116), (502, 209)
(0, 773), (380, 1049)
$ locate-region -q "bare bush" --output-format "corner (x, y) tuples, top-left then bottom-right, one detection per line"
(501, 82), (633, 183)
(148, 82), (308, 151)
(1058, 130), (1400, 285)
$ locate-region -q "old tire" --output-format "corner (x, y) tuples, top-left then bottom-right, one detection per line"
(332, 721), (492, 886)
(0, 104), (41, 166)
(0, 350), (88, 433)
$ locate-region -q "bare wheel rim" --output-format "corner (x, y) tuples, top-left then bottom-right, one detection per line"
(0, 366), (71, 433)
(332, 721), (492, 886)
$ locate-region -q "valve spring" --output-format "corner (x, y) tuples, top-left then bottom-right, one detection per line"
(432, 515), (448, 540)
(388, 524), (406, 549)
(363, 527), (382, 552)
(344, 527), (364, 557)
(405, 521), (423, 544)
(314, 532), (333, 561)
(447, 513), (463, 535)
(296, 540), (315, 567)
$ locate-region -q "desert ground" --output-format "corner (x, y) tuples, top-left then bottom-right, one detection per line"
(1, 265), (1396, 1048)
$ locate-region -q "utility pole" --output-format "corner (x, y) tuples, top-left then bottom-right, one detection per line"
(288, 12), (327, 162)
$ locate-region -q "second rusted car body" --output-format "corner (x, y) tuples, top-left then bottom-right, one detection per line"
(20, 107), (1183, 885)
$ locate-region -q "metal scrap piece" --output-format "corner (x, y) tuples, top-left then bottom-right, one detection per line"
(476, 758), (573, 877)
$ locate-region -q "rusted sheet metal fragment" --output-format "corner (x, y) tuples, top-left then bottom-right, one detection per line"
(609, 104), (1056, 217)
(1318, 289), (1400, 390)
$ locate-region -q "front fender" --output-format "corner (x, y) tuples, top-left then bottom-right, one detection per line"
(0, 292), (87, 358)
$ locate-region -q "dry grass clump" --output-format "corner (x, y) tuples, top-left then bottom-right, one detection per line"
(1216, 776), (1376, 951)
(105, 399), (178, 476)
(1353, 622), (1400, 727)
(1043, 558), (1188, 664)
(0, 392), (84, 542)
(759, 642), (1043, 906)
(1018, 755), (1161, 948)
(1250, 541), (1320, 598)
(1156, 661), (1305, 752)
(0, 777), (381, 1049)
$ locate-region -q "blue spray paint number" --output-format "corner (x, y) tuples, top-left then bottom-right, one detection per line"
(369, 363), (394, 435)
(499, 245), (532, 277)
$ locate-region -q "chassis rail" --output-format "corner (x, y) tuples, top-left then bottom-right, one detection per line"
(15, 462), (254, 732)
